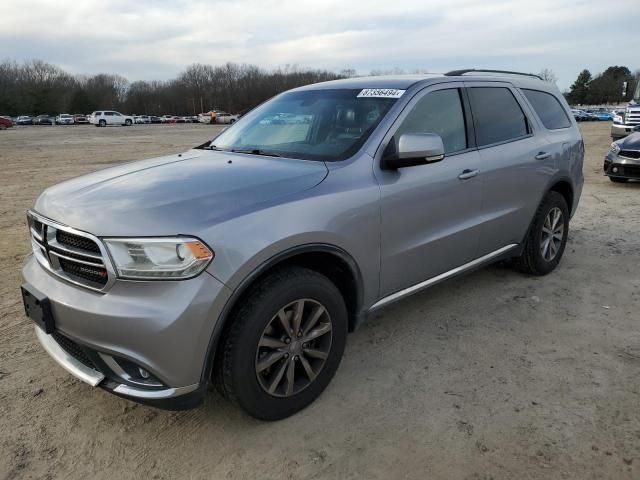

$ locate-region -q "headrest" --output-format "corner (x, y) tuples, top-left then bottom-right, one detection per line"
(336, 108), (356, 126)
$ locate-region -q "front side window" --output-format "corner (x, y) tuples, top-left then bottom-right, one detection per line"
(210, 89), (399, 161)
(468, 87), (529, 146)
(522, 89), (570, 130)
(394, 89), (467, 154)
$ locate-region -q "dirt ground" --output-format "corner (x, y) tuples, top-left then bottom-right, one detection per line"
(0, 122), (638, 480)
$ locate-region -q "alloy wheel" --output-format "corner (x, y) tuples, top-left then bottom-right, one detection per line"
(540, 207), (564, 262)
(255, 299), (332, 397)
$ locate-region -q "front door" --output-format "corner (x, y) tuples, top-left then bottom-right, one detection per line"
(375, 85), (483, 297)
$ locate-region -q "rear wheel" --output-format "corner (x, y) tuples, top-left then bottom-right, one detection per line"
(99, 119), (106, 127)
(219, 266), (347, 420)
(513, 191), (569, 276)
(609, 177), (628, 183)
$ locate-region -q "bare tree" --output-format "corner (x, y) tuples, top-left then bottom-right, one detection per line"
(538, 68), (558, 84)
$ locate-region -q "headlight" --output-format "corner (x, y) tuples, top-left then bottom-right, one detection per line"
(609, 142), (621, 156)
(103, 237), (213, 280)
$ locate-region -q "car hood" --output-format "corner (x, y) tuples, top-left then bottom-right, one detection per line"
(618, 132), (640, 149)
(34, 150), (328, 236)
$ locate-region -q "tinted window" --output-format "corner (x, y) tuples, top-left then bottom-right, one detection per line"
(522, 89), (571, 130)
(395, 89), (467, 154)
(468, 87), (529, 146)
(105, 112), (114, 116)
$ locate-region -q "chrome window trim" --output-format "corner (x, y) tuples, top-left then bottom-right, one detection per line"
(27, 210), (116, 292)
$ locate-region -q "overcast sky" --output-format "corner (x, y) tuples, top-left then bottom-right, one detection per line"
(0, 0), (638, 90)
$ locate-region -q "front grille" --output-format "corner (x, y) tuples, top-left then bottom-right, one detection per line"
(625, 110), (640, 126)
(56, 230), (101, 253)
(622, 165), (640, 178)
(27, 212), (111, 291)
(51, 332), (97, 370)
(619, 150), (640, 159)
(58, 257), (108, 285)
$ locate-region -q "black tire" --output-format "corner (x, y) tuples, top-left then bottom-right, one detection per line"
(513, 191), (569, 276)
(125, 119), (132, 126)
(218, 266), (347, 420)
(609, 177), (628, 183)
(99, 119), (106, 127)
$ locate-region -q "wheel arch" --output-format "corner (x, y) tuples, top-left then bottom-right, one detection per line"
(200, 243), (364, 385)
(516, 177), (575, 255)
(548, 178), (574, 214)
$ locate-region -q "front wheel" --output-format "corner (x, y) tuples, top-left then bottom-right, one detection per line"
(513, 191), (569, 276)
(218, 266), (347, 420)
(124, 119), (132, 126)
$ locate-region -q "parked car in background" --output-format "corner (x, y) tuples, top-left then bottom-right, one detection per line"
(605, 132), (640, 182)
(161, 115), (174, 123)
(215, 112), (239, 124)
(589, 111), (613, 121)
(22, 70), (584, 420)
(198, 112), (215, 124)
(135, 115), (151, 124)
(16, 115), (34, 125)
(612, 78), (640, 140)
(149, 115), (162, 124)
(89, 111), (134, 127)
(55, 114), (75, 125)
(0, 116), (13, 130)
(73, 114), (89, 125)
(33, 115), (53, 125)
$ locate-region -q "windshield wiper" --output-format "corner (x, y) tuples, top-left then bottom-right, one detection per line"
(230, 148), (281, 157)
(205, 144), (226, 151)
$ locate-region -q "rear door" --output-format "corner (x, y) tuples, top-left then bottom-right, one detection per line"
(465, 82), (551, 256)
(376, 84), (483, 297)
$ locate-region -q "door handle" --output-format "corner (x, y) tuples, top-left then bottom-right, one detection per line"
(458, 169), (479, 180)
(535, 152), (551, 160)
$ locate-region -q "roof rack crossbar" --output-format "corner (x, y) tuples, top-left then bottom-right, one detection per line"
(445, 69), (544, 81)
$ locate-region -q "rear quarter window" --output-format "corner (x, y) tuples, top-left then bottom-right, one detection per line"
(522, 89), (571, 130)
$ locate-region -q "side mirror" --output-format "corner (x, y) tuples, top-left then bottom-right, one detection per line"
(381, 133), (445, 170)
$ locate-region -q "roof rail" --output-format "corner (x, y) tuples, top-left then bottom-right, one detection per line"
(444, 69), (544, 81)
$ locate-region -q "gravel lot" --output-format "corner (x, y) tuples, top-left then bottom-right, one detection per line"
(0, 122), (638, 480)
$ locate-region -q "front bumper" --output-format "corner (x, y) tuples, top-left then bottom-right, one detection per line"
(23, 254), (232, 409)
(604, 154), (640, 180)
(611, 123), (638, 139)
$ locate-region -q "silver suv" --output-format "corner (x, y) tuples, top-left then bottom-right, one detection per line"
(21, 70), (584, 420)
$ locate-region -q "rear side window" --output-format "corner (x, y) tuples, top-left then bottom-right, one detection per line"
(395, 89), (467, 154)
(468, 87), (529, 146)
(522, 89), (571, 130)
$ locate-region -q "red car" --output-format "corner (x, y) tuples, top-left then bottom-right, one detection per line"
(0, 116), (13, 130)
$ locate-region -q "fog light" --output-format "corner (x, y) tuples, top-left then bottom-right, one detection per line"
(138, 368), (150, 379)
(612, 167), (619, 173)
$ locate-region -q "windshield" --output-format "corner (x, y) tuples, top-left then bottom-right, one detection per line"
(209, 89), (399, 161)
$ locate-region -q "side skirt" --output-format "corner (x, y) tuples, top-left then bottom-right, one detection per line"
(368, 243), (519, 312)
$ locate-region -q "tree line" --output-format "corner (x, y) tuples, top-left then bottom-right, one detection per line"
(566, 66), (638, 105)
(0, 60), (343, 116)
